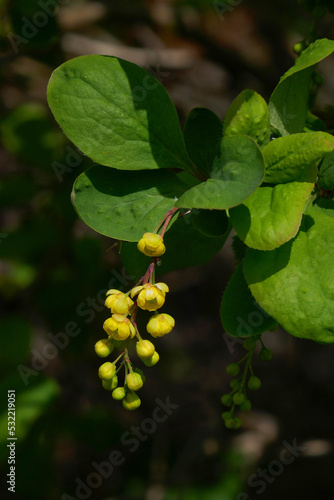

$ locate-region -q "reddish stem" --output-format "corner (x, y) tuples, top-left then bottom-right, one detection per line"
(160, 207), (179, 237)
(143, 261), (155, 285)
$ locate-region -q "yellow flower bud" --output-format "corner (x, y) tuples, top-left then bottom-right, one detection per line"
(126, 372), (144, 391)
(98, 362), (116, 380)
(112, 387), (126, 400)
(136, 339), (155, 359)
(103, 314), (136, 340)
(143, 351), (160, 367)
(102, 376), (118, 391)
(137, 232), (166, 257)
(94, 339), (114, 358)
(105, 291), (133, 315)
(147, 313), (175, 337)
(131, 283), (169, 311)
(123, 391), (141, 410)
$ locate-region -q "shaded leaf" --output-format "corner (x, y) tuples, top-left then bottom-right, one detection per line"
(120, 213), (229, 281)
(183, 107), (223, 177)
(318, 150), (334, 190)
(71, 166), (186, 242)
(190, 209), (229, 238)
(221, 263), (277, 337)
(175, 136), (265, 210)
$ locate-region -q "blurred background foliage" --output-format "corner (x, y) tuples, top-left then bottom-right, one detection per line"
(2, 1), (334, 499)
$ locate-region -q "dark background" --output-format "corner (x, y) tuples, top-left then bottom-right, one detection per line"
(1, 1), (334, 499)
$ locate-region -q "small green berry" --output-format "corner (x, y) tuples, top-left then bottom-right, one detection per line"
(143, 351), (159, 366)
(221, 411), (231, 420)
(98, 362), (116, 381)
(293, 41), (306, 54)
(136, 339), (155, 359)
(122, 391), (141, 410)
(232, 392), (245, 405)
(102, 375), (118, 391)
(239, 399), (252, 412)
(95, 339), (114, 358)
(243, 338), (257, 351)
(226, 363), (240, 376)
(224, 416), (242, 429)
(221, 394), (233, 406)
(248, 375), (261, 390)
(259, 347), (273, 361)
(224, 417), (235, 429)
(126, 372), (143, 391)
(133, 367), (146, 382)
(233, 417), (242, 429)
(112, 387), (126, 400)
(230, 378), (242, 390)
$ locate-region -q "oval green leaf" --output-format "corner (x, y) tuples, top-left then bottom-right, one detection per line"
(47, 55), (192, 171)
(263, 132), (334, 184)
(230, 165), (317, 250)
(269, 38), (334, 135)
(223, 89), (270, 146)
(175, 136), (265, 210)
(71, 166), (187, 242)
(243, 202), (334, 343)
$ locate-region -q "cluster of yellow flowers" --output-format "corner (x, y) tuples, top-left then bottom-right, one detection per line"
(95, 231), (175, 410)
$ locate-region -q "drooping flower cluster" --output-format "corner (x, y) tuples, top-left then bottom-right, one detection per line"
(94, 224), (176, 410)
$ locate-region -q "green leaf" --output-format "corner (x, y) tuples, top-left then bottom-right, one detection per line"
(263, 132), (334, 184)
(304, 111), (327, 132)
(221, 263), (277, 337)
(230, 165), (317, 250)
(120, 213), (230, 281)
(318, 150), (334, 190)
(47, 55), (192, 171)
(190, 209), (229, 237)
(223, 89), (270, 146)
(183, 107), (223, 177)
(71, 166), (187, 242)
(243, 202), (334, 343)
(175, 136), (265, 210)
(312, 198), (334, 217)
(269, 38), (334, 135)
